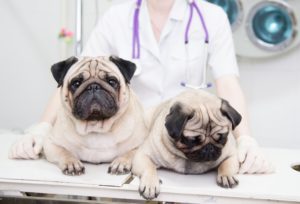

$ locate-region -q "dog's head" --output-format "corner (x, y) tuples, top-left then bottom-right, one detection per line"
(51, 56), (136, 133)
(165, 90), (241, 162)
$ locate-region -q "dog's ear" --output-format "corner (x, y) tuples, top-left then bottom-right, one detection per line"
(109, 56), (136, 83)
(220, 99), (242, 130)
(165, 102), (192, 140)
(51, 56), (78, 87)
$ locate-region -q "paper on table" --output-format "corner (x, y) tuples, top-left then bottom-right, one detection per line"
(0, 132), (130, 187)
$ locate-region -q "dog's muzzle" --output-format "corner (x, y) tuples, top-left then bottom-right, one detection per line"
(184, 143), (222, 162)
(73, 83), (118, 121)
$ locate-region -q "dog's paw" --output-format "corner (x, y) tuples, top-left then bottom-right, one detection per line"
(217, 175), (239, 188)
(108, 156), (131, 175)
(59, 159), (85, 176)
(139, 174), (161, 200)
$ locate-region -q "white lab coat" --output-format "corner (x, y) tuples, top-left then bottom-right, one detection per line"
(82, 0), (239, 108)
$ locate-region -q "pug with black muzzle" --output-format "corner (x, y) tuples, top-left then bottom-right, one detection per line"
(43, 56), (147, 175)
(132, 90), (242, 200)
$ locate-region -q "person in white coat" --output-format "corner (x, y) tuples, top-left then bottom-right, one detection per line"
(9, 0), (274, 174)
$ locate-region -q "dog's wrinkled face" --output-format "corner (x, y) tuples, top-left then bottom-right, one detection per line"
(51, 56), (136, 122)
(68, 61), (120, 121)
(165, 96), (241, 162)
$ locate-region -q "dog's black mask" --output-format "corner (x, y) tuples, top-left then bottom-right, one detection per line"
(72, 83), (118, 121)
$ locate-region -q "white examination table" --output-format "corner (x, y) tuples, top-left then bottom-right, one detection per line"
(0, 132), (299, 203)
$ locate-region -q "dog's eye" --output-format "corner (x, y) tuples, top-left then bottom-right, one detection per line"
(70, 79), (83, 92)
(106, 77), (119, 89)
(215, 133), (228, 145)
(189, 136), (197, 141)
(73, 80), (81, 87)
(187, 136), (200, 143)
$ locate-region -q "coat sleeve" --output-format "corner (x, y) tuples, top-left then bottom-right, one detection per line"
(208, 8), (239, 79)
(81, 8), (115, 57)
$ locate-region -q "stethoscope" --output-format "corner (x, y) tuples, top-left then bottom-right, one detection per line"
(132, 0), (212, 89)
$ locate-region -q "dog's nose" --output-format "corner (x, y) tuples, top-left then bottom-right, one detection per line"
(87, 83), (101, 92)
(202, 143), (215, 154)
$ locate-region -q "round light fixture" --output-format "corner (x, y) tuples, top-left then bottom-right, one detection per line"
(246, 1), (297, 51)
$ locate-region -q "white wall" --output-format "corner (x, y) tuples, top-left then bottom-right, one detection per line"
(238, 48), (300, 148)
(0, 0), (67, 130)
(0, 0), (299, 149)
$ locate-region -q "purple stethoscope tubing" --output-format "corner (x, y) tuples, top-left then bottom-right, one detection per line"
(132, 0), (212, 89)
(185, 0), (209, 44)
(132, 0), (142, 59)
(133, 0), (209, 58)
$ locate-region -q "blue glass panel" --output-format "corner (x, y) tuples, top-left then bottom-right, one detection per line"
(252, 5), (293, 44)
(206, 0), (239, 25)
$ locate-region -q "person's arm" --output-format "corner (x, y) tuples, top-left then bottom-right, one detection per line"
(40, 89), (60, 124)
(205, 6), (274, 174)
(215, 75), (250, 137)
(215, 75), (274, 174)
(8, 89), (60, 159)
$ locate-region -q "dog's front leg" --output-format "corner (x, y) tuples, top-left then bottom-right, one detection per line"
(131, 150), (160, 200)
(108, 149), (137, 175)
(43, 137), (85, 176)
(217, 154), (239, 188)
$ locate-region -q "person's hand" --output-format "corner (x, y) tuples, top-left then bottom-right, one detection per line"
(237, 135), (275, 174)
(8, 122), (52, 160)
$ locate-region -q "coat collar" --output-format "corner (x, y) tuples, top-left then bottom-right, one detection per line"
(128, 0), (188, 29)
(169, 0), (188, 22)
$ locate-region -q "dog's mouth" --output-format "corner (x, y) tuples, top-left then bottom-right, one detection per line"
(85, 102), (106, 121)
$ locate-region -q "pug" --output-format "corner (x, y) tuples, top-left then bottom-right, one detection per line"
(43, 56), (147, 175)
(132, 89), (242, 200)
